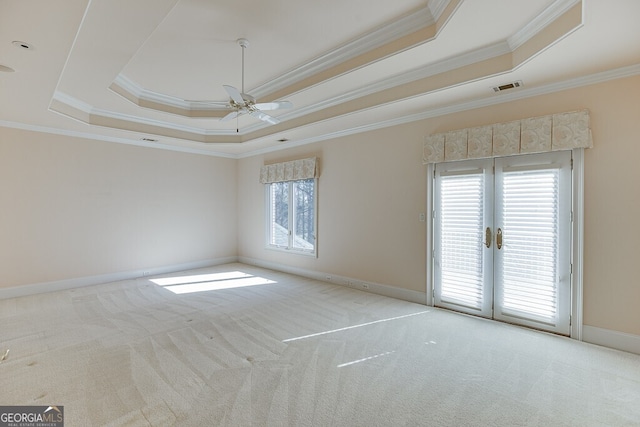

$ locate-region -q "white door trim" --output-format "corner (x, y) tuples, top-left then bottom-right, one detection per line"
(427, 149), (584, 340)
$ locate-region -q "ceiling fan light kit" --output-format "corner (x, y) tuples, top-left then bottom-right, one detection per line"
(219, 38), (293, 129)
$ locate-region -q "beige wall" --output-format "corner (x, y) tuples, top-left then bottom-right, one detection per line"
(238, 75), (640, 336)
(238, 124), (428, 293)
(2, 75), (639, 338)
(0, 128), (237, 288)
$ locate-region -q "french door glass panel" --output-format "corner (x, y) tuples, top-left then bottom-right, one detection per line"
(434, 159), (493, 317)
(433, 152), (571, 335)
(494, 152), (571, 334)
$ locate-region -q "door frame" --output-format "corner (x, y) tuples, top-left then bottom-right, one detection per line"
(426, 149), (584, 340)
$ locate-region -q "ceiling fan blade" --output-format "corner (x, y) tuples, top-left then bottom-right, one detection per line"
(254, 101), (293, 111)
(250, 110), (280, 125)
(221, 110), (241, 122)
(223, 85), (245, 105)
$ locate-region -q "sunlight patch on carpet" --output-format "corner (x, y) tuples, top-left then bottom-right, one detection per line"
(282, 311), (430, 342)
(151, 271), (277, 294)
(337, 351), (396, 368)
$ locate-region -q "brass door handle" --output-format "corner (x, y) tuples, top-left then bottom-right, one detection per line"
(485, 227), (492, 248)
(496, 228), (503, 250)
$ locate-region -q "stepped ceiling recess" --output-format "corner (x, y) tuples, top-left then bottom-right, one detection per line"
(1, 0), (639, 157)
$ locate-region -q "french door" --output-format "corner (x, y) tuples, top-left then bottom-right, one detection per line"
(433, 151), (572, 335)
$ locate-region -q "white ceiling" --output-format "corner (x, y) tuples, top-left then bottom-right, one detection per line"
(1, 0), (639, 157)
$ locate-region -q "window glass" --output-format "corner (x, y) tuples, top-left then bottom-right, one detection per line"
(267, 179), (316, 254)
(292, 179), (315, 251)
(269, 182), (289, 247)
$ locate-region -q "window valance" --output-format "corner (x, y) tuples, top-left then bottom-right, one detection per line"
(422, 110), (592, 164)
(260, 157), (319, 184)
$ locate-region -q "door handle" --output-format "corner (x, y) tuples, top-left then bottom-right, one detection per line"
(496, 228), (503, 250)
(485, 227), (492, 248)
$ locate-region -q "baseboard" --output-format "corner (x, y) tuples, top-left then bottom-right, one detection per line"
(582, 325), (640, 355)
(6, 257), (637, 356)
(0, 256), (238, 300)
(239, 256), (427, 305)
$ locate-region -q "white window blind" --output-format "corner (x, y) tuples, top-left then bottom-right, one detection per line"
(433, 152), (572, 335)
(498, 168), (560, 321)
(437, 172), (485, 310)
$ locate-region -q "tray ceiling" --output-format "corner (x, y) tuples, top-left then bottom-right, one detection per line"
(1, 0), (639, 157)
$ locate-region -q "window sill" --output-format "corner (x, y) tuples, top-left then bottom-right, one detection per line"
(265, 245), (317, 258)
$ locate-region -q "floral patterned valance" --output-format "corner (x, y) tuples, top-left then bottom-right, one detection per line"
(422, 110), (592, 164)
(260, 157), (319, 184)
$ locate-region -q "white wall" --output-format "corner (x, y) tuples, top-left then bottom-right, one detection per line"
(0, 127), (237, 289)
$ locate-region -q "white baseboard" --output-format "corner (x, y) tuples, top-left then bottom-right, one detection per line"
(239, 256), (427, 305)
(0, 257), (238, 300)
(582, 325), (640, 355)
(5, 257), (638, 357)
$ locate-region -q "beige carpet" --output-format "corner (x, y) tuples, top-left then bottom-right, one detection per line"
(1, 263), (639, 426)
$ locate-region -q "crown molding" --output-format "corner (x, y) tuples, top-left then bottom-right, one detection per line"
(113, 74), (144, 100)
(38, 64), (640, 159)
(102, 0), (571, 129)
(249, 6), (436, 99)
(508, 0), (582, 50)
(378, 63), (640, 133)
(113, 4), (437, 108)
(238, 63), (640, 158)
(261, 0), (577, 100)
(51, 90), (206, 135)
(261, 41), (512, 126)
(51, 90), (93, 113)
(92, 106), (215, 135)
(0, 119), (236, 158)
(428, 0), (452, 21)
(51, 90), (260, 137)
(111, 74), (228, 111)
(52, 38), (511, 141)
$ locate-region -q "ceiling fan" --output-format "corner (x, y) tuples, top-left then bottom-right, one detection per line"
(213, 38), (292, 127)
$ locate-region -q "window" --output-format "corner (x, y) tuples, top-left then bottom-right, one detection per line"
(260, 157), (319, 255)
(267, 178), (316, 255)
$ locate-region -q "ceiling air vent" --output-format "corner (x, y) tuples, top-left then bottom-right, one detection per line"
(492, 80), (523, 92)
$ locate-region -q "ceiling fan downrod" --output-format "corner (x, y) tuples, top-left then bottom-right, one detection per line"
(237, 38), (249, 94)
